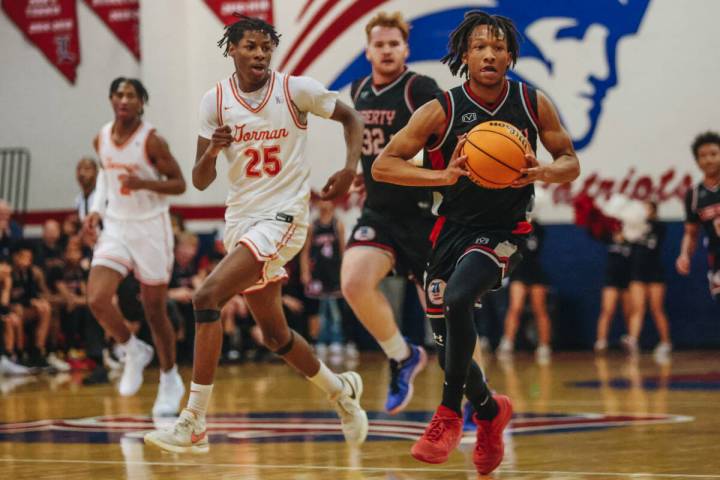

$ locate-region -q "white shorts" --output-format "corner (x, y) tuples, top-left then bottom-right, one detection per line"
(224, 217), (307, 293)
(92, 212), (174, 285)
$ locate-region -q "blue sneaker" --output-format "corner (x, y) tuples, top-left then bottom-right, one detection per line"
(463, 402), (476, 431)
(385, 343), (427, 414)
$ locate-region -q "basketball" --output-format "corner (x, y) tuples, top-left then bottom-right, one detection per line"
(463, 120), (530, 189)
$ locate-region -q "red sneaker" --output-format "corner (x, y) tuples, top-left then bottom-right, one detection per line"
(411, 405), (463, 464)
(472, 394), (513, 474)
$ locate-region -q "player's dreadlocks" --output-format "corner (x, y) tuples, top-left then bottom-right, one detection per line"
(442, 10), (520, 78)
(217, 14), (281, 57)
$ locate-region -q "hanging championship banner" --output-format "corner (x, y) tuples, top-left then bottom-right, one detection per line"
(204, 0), (273, 25)
(1, 0), (80, 83)
(83, 0), (140, 60)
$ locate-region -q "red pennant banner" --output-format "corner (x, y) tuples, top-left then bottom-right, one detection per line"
(83, 0), (140, 60)
(2, 0), (80, 83)
(204, 0), (274, 26)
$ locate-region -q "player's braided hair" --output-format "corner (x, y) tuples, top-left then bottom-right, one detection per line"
(109, 77), (148, 115)
(442, 10), (520, 78)
(109, 77), (148, 104)
(217, 14), (280, 57)
(691, 131), (720, 160)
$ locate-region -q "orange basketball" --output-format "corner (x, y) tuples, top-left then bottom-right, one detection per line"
(462, 120), (530, 189)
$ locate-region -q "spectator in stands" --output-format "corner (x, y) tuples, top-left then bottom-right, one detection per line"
(168, 231), (201, 362)
(0, 200), (22, 264)
(34, 219), (65, 271)
(497, 219), (553, 364)
(75, 157), (97, 221)
(626, 201), (672, 361)
(301, 200), (347, 360)
(8, 241), (52, 368)
(50, 238), (107, 377)
(0, 261), (30, 375)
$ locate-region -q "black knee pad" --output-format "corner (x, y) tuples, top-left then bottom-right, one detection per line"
(194, 309), (220, 324)
(273, 330), (296, 356)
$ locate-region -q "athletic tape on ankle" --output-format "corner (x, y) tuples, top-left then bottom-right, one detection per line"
(274, 330), (295, 356)
(194, 309), (220, 323)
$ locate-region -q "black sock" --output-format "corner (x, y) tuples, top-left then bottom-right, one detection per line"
(441, 376), (465, 414)
(465, 362), (498, 419)
(471, 392), (499, 420)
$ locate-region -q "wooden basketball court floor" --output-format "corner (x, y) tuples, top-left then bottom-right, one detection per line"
(1, 351), (720, 479)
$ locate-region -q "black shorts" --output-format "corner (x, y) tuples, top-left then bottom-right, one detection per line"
(605, 251), (631, 289)
(347, 208), (434, 283)
(425, 221), (525, 317)
(630, 247), (664, 283)
(509, 255), (548, 286)
(708, 252), (720, 300)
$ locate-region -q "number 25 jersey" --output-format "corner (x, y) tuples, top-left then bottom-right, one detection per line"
(199, 71), (338, 225)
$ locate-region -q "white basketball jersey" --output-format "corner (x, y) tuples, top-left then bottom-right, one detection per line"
(215, 71), (310, 225)
(96, 121), (169, 220)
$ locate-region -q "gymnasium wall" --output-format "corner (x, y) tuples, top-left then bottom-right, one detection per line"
(1, 0), (719, 344)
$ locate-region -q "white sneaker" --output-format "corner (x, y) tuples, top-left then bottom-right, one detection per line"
(653, 342), (672, 363)
(478, 336), (491, 352)
(152, 368), (186, 417)
(144, 408), (209, 453)
(497, 337), (514, 357)
(594, 339), (608, 353)
(118, 337), (154, 396)
(315, 343), (328, 359)
(103, 348), (123, 371)
(620, 335), (639, 355)
(0, 355), (32, 376)
(47, 352), (71, 372)
(344, 342), (359, 360)
(535, 344), (551, 365)
(329, 371), (368, 447)
(329, 342), (343, 355)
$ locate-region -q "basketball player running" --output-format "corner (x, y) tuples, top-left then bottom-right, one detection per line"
(676, 131), (720, 304)
(144, 16), (367, 453)
(341, 11), (441, 414)
(83, 78), (187, 416)
(373, 11), (580, 474)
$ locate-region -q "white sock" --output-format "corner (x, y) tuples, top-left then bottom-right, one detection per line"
(379, 331), (410, 362)
(308, 361), (343, 396)
(160, 364), (178, 382)
(187, 382), (213, 418)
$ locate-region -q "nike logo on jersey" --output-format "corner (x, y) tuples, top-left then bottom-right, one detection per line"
(223, 105), (233, 111)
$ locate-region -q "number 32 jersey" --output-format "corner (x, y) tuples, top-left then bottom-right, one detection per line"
(351, 70), (440, 216)
(199, 71), (338, 225)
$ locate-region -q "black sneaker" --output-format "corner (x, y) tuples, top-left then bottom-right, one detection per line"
(83, 365), (109, 385)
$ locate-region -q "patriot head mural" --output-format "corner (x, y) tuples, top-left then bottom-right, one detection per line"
(287, 0), (651, 151)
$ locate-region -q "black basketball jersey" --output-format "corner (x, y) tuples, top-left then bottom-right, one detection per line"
(428, 79), (539, 230)
(351, 69), (440, 216)
(308, 217), (342, 295)
(685, 182), (720, 251)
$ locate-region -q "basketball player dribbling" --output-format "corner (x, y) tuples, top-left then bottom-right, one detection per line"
(144, 16), (368, 453)
(373, 11), (580, 474)
(83, 78), (187, 416)
(341, 11), (441, 414)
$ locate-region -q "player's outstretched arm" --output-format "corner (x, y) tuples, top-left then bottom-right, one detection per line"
(126, 132), (186, 195)
(512, 91), (580, 188)
(193, 126), (232, 191)
(319, 100), (363, 200)
(373, 100), (467, 187)
(676, 222), (699, 275)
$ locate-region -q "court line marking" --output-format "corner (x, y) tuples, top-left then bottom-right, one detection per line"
(1, 458), (719, 478)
